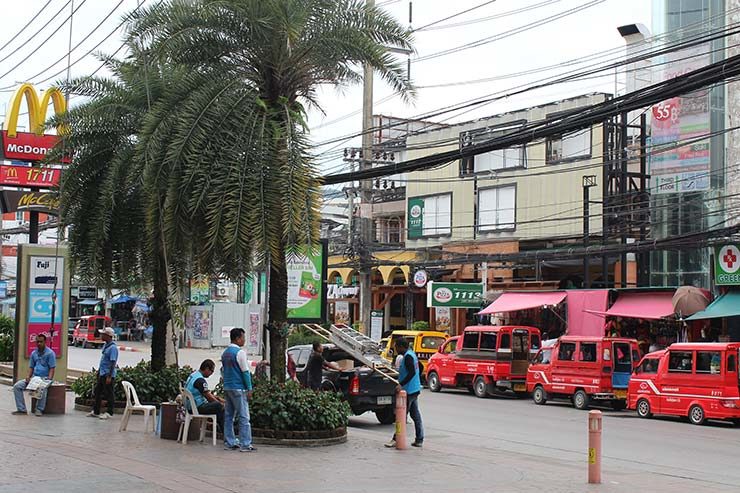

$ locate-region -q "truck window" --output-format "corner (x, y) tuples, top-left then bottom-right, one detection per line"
(696, 351), (721, 374)
(535, 349), (552, 364)
(668, 351), (693, 373)
(728, 354), (737, 372)
(614, 342), (632, 373)
(638, 358), (659, 374)
(480, 332), (497, 351)
(421, 336), (446, 350)
(558, 342), (576, 361)
(513, 331), (529, 352)
(442, 340), (456, 354)
(579, 343), (597, 362)
(296, 349), (311, 367)
(499, 333), (511, 349)
(531, 334), (541, 350)
(462, 332), (480, 350)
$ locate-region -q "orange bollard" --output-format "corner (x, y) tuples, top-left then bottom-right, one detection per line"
(395, 388), (408, 450)
(588, 410), (602, 484)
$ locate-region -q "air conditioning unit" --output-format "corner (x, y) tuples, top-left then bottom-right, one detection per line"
(217, 287), (228, 296)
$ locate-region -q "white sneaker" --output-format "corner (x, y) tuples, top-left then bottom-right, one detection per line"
(384, 439), (397, 448)
(98, 412), (112, 420)
(86, 411), (99, 418)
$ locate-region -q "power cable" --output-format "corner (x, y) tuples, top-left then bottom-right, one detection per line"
(412, 0), (498, 32)
(0, 0), (55, 54)
(417, 0), (563, 32)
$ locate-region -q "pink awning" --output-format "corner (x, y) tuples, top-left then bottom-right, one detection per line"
(567, 290), (609, 337)
(594, 292), (676, 320)
(479, 291), (566, 315)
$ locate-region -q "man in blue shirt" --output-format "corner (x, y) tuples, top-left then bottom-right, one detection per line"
(221, 327), (255, 452)
(385, 338), (424, 448)
(87, 327), (119, 420)
(185, 359), (225, 433)
(12, 334), (56, 416)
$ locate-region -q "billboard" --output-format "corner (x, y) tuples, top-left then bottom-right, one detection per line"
(426, 281), (484, 309)
(715, 244), (740, 286)
(286, 241), (328, 323)
(0, 165), (61, 188)
(0, 190), (60, 214)
(650, 45), (711, 194)
(1, 84), (69, 163)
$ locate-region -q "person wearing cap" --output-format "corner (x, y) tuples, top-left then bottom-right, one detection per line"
(87, 327), (119, 420)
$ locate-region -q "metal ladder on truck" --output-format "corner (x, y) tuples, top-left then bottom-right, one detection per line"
(301, 323), (398, 382)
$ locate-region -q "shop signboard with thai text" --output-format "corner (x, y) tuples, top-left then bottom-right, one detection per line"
(426, 282), (484, 309)
(286, 241), (328, 323)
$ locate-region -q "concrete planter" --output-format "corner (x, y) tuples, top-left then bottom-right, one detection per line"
(251, 426), (347, 447)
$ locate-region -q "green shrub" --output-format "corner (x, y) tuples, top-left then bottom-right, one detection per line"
(249, 379), (351, 431)
(411, 320), (430, 331)
(71, 360), (193, 404)
(0, 314), (14, 361)
(287, 325), (324, 348)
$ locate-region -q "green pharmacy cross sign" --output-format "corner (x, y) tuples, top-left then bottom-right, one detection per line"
(426, 282), (484, 308)
(715, 244), (740, 286)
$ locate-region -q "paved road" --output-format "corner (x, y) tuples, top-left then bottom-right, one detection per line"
(349, 388), (740, 488)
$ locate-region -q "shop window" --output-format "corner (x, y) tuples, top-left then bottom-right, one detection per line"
(728, 354), (737, 372)
(480, 332), (497, 351)
(558, 342), (576, 361)
(459, 121), (527, 177)
(638, 358), (659, 374)
(478, 185), (516, 232)
(499, 333), (511, 350)
(462, 332), (480, 350)
(668, 351), (694, 373)
(696, 351), (721, 374)
(417, 194), (451, 237)
(579, 343), (597, 362)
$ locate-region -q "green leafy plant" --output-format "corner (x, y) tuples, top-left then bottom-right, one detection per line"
(71, 360), (193, 404)
(411, 321), (430, 331)
(0, 314), (14, 361)
(249, 379), (351, 432)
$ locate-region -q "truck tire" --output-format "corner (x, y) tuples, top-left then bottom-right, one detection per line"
(427, 372), (442, 393)
(636, 398), (652, 418)
(473, 377), (488, 398)
(573, 390), (589, 410)
(533, 385), (547, 405)
(688, 404), (706, 425)
(375, 406), (396, 425)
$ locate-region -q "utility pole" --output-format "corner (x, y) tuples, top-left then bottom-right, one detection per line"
(358, 0), (375, 334)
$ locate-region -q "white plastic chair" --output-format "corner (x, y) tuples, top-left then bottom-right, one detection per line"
(177, 389), (218, 446)
(119, 381), (157, 433)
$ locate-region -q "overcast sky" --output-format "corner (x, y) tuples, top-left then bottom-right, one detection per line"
(0, 0), (652, 176)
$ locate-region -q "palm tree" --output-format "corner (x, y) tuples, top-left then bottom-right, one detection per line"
(127, 0), (414, 378)
(50, 52), (207, 371)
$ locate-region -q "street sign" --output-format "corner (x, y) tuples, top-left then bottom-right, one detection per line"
(426, 281), (484, 308)
(715, 244), (740, 285)
(413, 269), (428, 288)
(77, 286), (97, 299)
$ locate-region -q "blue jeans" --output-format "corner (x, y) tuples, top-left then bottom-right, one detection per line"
(13, 379), (48, 412)
(224, 390), (252, 449)
(393, 391), (424, 442)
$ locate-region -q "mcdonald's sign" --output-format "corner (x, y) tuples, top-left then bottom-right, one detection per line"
(0, 164), (60, 188)
(1, 83), (69, 163)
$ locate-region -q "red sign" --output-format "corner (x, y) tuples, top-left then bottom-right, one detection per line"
(0, 164), (61, 188)
(1, 130), (69, 163)
(26, 323), (63, 358)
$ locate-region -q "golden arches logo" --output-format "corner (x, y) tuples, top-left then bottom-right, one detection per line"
(5, 167), (17, 178)
(3, 83), (66, 138)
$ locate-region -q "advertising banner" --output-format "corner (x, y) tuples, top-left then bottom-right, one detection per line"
(407, 197), (425, 239)
(190, 276), (210, 304)
(651, 45), (711, 194)
(0, 165), (61, 189)
(426, 281), (484, 308)
(435, 306), (451, 332)
(715, 244), (740, 286)
(370, 310), (384, 342)
(335, 301), (351, 325)
(0, 190), (60, 214)
(286, 242), (328, 322)
(248, 312), (260, 352)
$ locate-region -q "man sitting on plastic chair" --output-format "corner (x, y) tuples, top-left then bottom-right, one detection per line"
(185, 359), (225, 433)
(12, 334), (55, 416)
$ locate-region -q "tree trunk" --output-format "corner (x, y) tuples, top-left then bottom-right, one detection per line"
(150, 251), (171, 372)
(268, 251), (288, 381)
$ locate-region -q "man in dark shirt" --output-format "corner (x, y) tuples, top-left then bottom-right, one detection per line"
(306, 342), (340, 390)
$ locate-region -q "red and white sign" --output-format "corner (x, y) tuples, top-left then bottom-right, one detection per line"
(413, 269), (428, 288)
(26, 322), (63, 358)
(719, 245), (740, 274)
(0, 164), (61, 188)
(1, 130), (69, 163)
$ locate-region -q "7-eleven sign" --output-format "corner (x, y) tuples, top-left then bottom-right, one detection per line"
(716, 245), (740, 285)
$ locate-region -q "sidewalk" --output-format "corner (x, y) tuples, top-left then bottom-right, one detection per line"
(0, 391), (734, 492)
